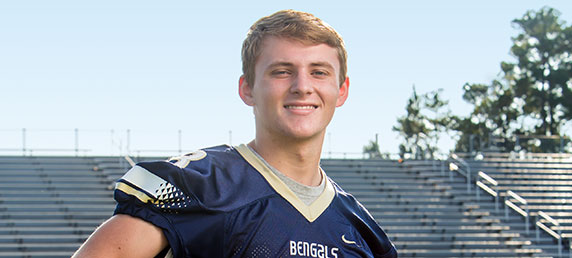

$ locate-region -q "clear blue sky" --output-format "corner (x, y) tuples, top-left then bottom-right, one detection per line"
(1, 1), (571, 156)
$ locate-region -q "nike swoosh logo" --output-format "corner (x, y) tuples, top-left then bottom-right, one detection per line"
(341, 234), (357, 245)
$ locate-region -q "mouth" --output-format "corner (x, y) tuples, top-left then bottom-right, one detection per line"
(284, 105), (318, 110)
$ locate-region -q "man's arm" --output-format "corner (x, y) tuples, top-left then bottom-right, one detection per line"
(72, 214), (168, 258)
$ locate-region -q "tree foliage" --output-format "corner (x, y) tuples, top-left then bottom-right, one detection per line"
(363, 138), (382, 159)
(381, 7), (572, 156)
(502, 7), (572, 136)
(455, 6), (572, 153)
(453, 80), (519, 152)
(393, 87), (452, 159)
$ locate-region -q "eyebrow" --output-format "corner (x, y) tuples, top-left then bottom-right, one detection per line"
(267, 62), (294, 70)
(309, 61), (335, 71)
(267, 61), (335, 70)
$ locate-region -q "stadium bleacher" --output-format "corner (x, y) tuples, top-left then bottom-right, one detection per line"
(0, 156), (115, 257)
(324, 159), (550, 257)
(461, 152), (572, 257)
(0, 152), (570, 257)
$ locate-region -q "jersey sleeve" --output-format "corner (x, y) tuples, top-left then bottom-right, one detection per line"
(113, 161), (196, 257)
(112, 147), (240, 258)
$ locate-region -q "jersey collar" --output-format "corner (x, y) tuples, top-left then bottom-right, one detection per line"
(235, 144), (335, 222)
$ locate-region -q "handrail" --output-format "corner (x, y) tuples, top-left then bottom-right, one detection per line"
(504, 190), (530, 235)
(476, 171), (499, 212)
(536, 211), (563, 257)
(463, 151), (572, 161)
(118, 155), (136, 172)
(124, 155), (136, 167)
(449, 154), (472, 193)
(475, 171), (533, 236)
(3, 128), (409, 158)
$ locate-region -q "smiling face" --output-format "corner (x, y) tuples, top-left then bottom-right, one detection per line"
(239, 36), (349, 143)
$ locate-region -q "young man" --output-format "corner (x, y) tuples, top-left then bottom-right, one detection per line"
(74, 10), (397, 257)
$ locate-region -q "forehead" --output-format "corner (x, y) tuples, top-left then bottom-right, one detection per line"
(256, 36), (340, 71)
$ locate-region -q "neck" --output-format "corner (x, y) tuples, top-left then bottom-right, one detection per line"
(248, 133), (324, 186)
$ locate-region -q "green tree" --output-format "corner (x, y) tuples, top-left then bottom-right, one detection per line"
(456, 6), (572, 153)
(502, 7), (572, 137)
(393, 86), (452, 159)
(454, 80), (519, 152)
(363, 138), (381, 159)
(362, 134), (393, 159)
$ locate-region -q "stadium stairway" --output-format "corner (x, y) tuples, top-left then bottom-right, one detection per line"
(461, 152), (572, 258)
(323, 159), (549, 257)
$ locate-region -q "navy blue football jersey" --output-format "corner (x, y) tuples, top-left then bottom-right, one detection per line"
(114, 144), (397, 257)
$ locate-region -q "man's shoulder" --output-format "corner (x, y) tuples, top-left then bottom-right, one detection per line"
(327, 177), (372, 215)
(116, 144), (274, 211)
(327, 177), (355, 201)
(134, 144), (243, 180)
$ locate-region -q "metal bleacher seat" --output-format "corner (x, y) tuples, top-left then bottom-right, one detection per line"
(323, 159), (546, 257)
(0, 156), (116, 257)
(0, 155), (169, 257)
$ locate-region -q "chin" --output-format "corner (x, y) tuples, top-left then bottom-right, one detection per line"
(282, 128), (325, 141)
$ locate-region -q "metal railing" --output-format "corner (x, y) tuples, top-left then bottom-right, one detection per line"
(463, 133), (571, 153)
(504, 190), (530, 235)
(123, 155), (136, 168)
(474, 170), (532, 236)
(448, 154), (472, 193)
(467, 164), (572, 256)
(0, 128), (373, 159)
(460, 151), (571, 256)
(476, 171), (499, 212)
(536, 211), (566, 257)
(515, 134), (571, 153)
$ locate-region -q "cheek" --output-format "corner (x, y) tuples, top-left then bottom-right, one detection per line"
(324, 88), (342, 103)
(258, 86), (285, 104)
(253, 89), (280, 112)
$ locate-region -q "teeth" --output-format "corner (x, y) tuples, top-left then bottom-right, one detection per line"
(285, 105), (316, 110)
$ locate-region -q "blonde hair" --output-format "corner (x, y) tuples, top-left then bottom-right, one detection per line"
(241, 10), (347, 86)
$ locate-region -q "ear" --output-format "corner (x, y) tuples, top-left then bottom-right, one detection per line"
(335, 77), (350, 107)
(238, 76), (255, 106)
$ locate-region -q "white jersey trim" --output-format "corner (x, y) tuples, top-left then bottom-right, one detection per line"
(118, 165), (168, 199)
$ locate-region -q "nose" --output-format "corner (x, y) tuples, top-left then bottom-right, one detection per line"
(290, 73), (314, 95)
